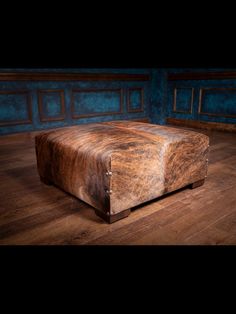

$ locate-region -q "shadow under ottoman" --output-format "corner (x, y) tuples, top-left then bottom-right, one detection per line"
(35, 121), (209, 223)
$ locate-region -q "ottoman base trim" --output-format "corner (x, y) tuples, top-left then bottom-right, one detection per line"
(95, 208), (131, 224)
(40, 176), (52, 185)
(190, 179), (205, 189)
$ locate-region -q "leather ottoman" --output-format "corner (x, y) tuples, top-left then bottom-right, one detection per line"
(35, 121), (209, 223)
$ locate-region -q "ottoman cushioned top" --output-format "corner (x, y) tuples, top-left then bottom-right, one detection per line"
(35, 121), (209, 219)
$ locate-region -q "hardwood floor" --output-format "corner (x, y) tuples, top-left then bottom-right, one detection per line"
(0, 127), (236, 245)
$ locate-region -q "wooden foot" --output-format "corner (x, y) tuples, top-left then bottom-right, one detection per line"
(40, 176), (52, 185)
(95, 208), (131, 223)
(190, 179), (205, 189)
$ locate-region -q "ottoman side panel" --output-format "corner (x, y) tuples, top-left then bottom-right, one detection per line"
(67, 147), (111, 213)
(110, 141), (166, 214)
(106, 121), (210, 193)
(35, 130), (112, 213)
(35, 133), (54, 181)
(163, 132), (209, 193)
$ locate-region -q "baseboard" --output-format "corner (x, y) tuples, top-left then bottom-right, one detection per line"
(129, 117), (150, 123)
(166, 118), (236, 133)
(0, 117), (150, 139)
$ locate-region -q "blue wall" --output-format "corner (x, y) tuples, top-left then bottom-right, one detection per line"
(0, 68), (236, 135)
(150, 69), (167, 125)
(0, 68), (151, 135)
(164, 68), (236, 125)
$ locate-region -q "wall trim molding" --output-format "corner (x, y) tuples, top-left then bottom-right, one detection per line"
(168, 71), (236, 81)
(0, 117), (150, 137)
(0, 90), (32, 126)
(129, 117), (150, 123)
(0, 72), (150, 81)
(127, 87), (144, 113)
(38, 89), (66, 122)
(166, 117), (236, 132)
(198, 87), (236, 118)
(173, 87), (194, 114)
(71, 88), (123, 119)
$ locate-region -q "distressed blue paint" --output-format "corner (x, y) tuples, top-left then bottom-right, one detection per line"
(129, 90), (142, 110)
(73, 90), (121, 115)
(42, 92), (62, 117)
(150, 69), (167, 124)
(0, 68), (150, 135)
(1, 67), (235, 135)
(201, 89), (236, 116)
(0, 92), (29, 122)
(166, 69), (236, 124)
(175, 88), (192, 113)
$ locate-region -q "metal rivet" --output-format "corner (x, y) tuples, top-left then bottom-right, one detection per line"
(106, 171), (112, 176)
(106, 189), (113, 194)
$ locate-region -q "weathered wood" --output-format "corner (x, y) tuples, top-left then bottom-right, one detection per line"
(0, 72), (150, 82)
(35, 121), (209, 222)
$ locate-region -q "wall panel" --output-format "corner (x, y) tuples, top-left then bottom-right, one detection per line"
(38, 90), (65, 122)
(0, 70), (150, 135)
(71, 88), (123, 118)
(127, 87), (144, 113)
(0, 90), (32, 126)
